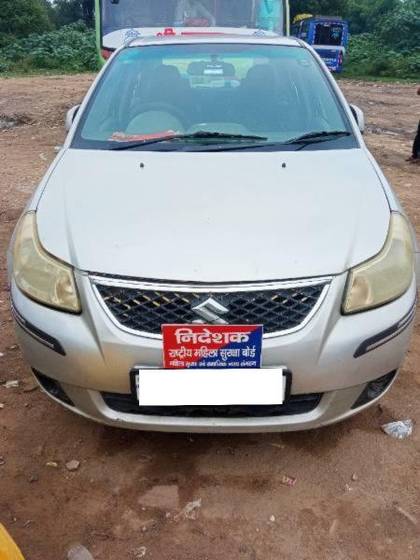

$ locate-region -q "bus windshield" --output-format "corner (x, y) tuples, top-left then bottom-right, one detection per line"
(314, 22), (344, 46)
(98, 0), (288, 54)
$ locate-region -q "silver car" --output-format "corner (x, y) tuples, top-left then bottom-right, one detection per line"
(8, 34), (419, 432)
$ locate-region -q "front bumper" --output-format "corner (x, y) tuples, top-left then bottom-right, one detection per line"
(30, 370), (397, 433)
(10, 271), (417, 432)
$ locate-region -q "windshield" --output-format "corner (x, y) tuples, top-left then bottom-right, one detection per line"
(101, 0), (285, 35)
(74, 43), (354, 151)
(314, 22), (344, 46)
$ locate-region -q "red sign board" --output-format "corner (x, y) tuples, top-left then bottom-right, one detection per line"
(162, 324), (263, 369)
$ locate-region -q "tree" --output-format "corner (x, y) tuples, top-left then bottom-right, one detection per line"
(82, 0), (94, 25)
(0, 0), (52, 45)
(376, 0), (420, 51)
(344, 0), (398, 34)
(290, 0), (401, 35)
(52, 0), (94, 27)
(291, 1), (349, 21)
(40, 0), (57, 22)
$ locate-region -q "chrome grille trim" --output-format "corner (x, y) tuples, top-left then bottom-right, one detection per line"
(90, 275), (332, 340)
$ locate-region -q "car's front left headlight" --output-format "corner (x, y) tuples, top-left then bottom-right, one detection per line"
(343, 212), (414, 314)
(12, 211), (81, 313)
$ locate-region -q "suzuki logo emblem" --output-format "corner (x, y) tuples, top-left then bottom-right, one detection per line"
(191, 297), (229, 325)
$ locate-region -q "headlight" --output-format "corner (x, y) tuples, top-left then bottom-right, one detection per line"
(343, 213), (414, 314)
(13, 212), (81, 313)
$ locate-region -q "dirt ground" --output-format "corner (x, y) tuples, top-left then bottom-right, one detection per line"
(0, 75), (419, 560)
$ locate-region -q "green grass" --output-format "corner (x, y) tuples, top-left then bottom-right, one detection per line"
(0, 67), (96, 78)
(0, 23), (99, 75)
(338, 73), (418, 84)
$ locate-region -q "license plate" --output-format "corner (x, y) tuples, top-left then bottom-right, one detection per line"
(162, 324), (263, 369)
(135, 368), (286, 407)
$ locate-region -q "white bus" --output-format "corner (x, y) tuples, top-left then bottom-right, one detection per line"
(96, 0), (291, 60)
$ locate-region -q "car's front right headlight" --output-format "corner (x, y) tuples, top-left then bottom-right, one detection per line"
(12, 212), (81, 313)
(343, 212), (414, 314)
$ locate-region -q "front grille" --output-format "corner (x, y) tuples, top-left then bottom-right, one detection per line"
(94, 280), (328, 336)
(101, 391), (322, 418)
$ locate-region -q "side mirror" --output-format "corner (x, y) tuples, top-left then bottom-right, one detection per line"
(65, 105), (80, 132)
(350, 104), (365, 134)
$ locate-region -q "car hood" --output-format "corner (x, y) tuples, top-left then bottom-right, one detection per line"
(37, 148), (390, 282)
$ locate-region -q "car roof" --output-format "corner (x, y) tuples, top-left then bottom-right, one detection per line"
(128, 33), (302, 49)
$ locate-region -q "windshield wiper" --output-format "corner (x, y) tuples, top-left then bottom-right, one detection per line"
(189, 130), (352, 152)
(191, 130), (353, 152)
(110, 131), (268, 150)
(285, 130), (351, 145)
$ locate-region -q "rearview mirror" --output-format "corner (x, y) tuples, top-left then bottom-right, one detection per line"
(65, 105), (80, 132)
(350, 104), (365, 134)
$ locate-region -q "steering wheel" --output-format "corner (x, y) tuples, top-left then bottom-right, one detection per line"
(130, 102), (187, 127)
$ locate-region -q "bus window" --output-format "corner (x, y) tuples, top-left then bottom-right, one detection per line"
(314, 23), (343, 46)
(101, 0), (283, 31)
(215, 0), (254, 28)
(102, 0), (178, 34)
(256, 0), (283, 32)
(174, 0), (216, 26)
(97, 0), (290, 58)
